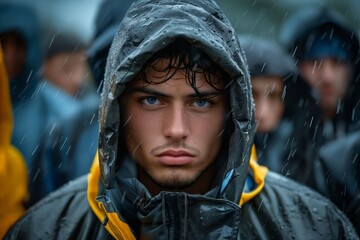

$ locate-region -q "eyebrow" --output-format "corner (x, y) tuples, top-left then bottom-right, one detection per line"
(129, 86), (224, 98)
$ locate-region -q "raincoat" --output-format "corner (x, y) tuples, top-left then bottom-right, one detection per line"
(5, 1), (358, 239)
(0, 47), (28, 238)
(315, 132), (360, 234)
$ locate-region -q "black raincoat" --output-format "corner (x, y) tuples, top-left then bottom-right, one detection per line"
(315, 131), (360, 234)
(5, 1), (357, 239)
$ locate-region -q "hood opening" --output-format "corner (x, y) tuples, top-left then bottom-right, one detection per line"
(99, 0), (254, 204)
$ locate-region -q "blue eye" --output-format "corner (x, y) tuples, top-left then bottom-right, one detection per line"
(142, 96), (160, 105)
(194, 99), (210, 107)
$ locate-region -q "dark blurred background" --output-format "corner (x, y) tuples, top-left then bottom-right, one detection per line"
(0, 0), (358, 45)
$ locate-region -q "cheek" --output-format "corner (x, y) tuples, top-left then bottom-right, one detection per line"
(273, 101), (284, 119)
(124, 112), (162, 148)
(335, 70), (350, 91)
(192, 114), (224, 147)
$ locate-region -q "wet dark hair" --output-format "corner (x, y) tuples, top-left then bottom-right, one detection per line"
(137, 38), (230, 96)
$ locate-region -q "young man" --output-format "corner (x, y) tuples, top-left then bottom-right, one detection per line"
(278, 7), (360, 193)
(5, 0), (357, 239)
(43, 33), (91, 97)
(240, 36), (297, 171)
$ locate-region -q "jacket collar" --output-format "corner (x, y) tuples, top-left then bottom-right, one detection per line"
(87, 147), (268, 239)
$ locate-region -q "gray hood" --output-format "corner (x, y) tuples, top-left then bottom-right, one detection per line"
(98, 0), (254, 203)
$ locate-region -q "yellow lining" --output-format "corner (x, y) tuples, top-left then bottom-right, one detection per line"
(87, 152), (136, 240)
(0, 46), (28, 238)
(239, 146), (268, 206)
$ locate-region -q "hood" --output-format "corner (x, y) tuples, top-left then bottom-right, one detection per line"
(98, 0), (254, 204)
(0, 46), (28, 238)
(239, 36), (297, 119)
(279, 7), (360, 64)
(279, 7), (360, 125)
(239, 35), (297, 78)
(0, 3), (42, 104)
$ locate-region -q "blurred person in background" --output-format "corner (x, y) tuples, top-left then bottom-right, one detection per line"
(240, 36), (297, 171)
(0, 46), (28, 238)
(0, 3), (42, 105)
(278, 7), (360, 184)
(0, 3), (45, 168)
(42, 33), (94, 98)
(0, 2), (90, 206)
(0, 3), (45, 207)
(30, 32), (100, 203)
(32, 0), (134, 203)
(278, 7), (360, 233)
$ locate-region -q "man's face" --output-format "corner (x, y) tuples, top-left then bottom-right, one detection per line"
(0, 31), (26, 79)
(252, 76), (284, 133)
(43, 51), (89, 96)
(300, 58), (350, 116)
(122, 58), (227, 192)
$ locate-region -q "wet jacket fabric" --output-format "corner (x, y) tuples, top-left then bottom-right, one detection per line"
(315, 132), (360, 234)
(5, 154), (357, 239)
(0, 47), (28, 238)
(4, 0), (358, 239)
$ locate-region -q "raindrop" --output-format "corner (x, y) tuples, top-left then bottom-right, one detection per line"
(31, 145), (39, 156)
(32, 168), (40, 182)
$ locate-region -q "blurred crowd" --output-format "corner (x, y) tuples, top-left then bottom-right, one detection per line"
(0, 0), (359, 237)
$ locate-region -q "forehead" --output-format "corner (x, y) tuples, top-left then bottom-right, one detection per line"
(252, 76), (283, 90)
(127, 57), (225, 89)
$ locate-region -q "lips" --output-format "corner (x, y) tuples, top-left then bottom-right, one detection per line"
(156, 149), (195, 165)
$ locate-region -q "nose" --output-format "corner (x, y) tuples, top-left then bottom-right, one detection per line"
(163, 105), (190, 141)
(255, 98), (269, 121)
(318, 59), (336, 83)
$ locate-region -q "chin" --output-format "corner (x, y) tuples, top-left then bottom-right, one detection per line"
(151, 171), (199, 190)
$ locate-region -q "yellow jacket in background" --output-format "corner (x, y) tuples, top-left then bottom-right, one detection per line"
(0, 46), (28, 238)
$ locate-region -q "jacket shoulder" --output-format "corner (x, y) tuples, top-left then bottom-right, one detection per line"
(4, 176), (112, 239)
(245, 171), (358, 238)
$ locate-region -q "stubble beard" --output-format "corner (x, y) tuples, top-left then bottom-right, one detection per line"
(145, 167), (202, 190)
